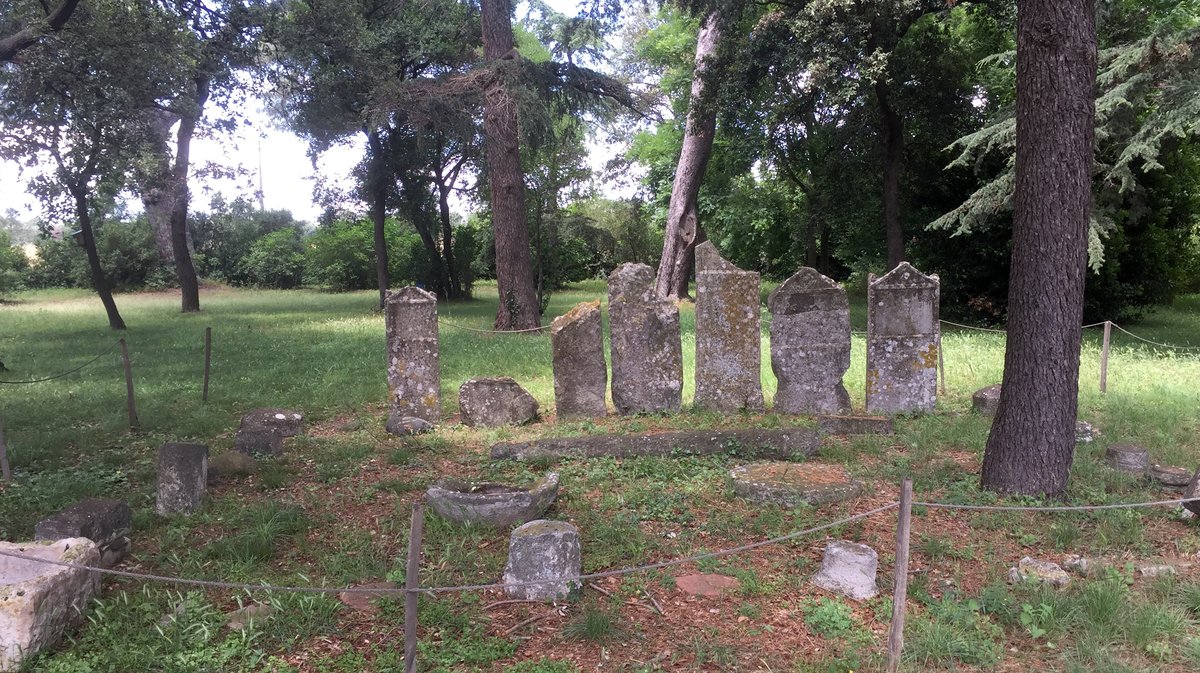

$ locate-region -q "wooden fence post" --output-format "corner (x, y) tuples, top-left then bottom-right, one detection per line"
(0, 415), (10, 482)
(886, 479), (914, 673)
(1100, 321), (1112, 393)
(937, 335), (946, 397)
(202, 327), (212, 403)
(404, 500), (426, 673)
(119, 338), (138, 429)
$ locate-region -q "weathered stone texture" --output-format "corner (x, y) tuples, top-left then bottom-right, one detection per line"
(156, 443), (208, 516)
(385, 415), (434, 436)
(1151, 464), (1190, 489)
(769, 268), (851, 414)
(1008, 557), (1070, 588)
(865, 262), (940, 415)
(1105, 444), (1149, 476)
(34, 499), (131, 567)
(693, 242), (764, 412)
(239, 408), (304, 437)
(971, 384), (1002, 416)
(811, 540), (878, 601)
(1, 538), (100, 671)
(233, 426), (283, 457)
(459, 377), (539, 427)
(607, 264), (683, 415)
(502, 520), (582, 600)
(551, 302), (607, 418)
(385, 287), (440, 424)
(729, 462), (863, 508)
(427, 473), (559, 527)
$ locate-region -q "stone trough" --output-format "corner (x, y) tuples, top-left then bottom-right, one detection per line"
(1, 539), (100, 671)
(729, 462), (863, 507)
(426, 473), (559, 527)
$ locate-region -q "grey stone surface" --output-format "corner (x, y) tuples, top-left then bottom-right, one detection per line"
(810, 540), (878, 601)
(768, 268), (851, 414)
(817, 415), (895, 436)
(1183, 466), (1200, 517)
(1138, 564), (1176, 579)
(502, 520), (582, 600)
(156, 443), (208, 516)
(1076, 421), (1100, 443)
(459, 377), (539, 427)
(427, 473), (559, 527)
(551, 301), (607, 419)
(1062, 555), (1093, 575)
(730, 462), (863, 507)
(385, 287), (440, 424)
(1105, 443), (1149, 476)
(492, 428), (820, 461)
(693, 242), (764, 412)
(607, 263), (683, 415)
(1151, 464), (1191, 489)
(385, 415), (434, 436)
(972, 384), (1002, 416)
(865, 262), (940, 415)
(0, 538), (100, 671)
(207, 452), (257, 484)
(240, 408), (304, 437)
(233, 427), (283, 457)
(34, 499), (131, 567)
(1008, 557), (1070, 588)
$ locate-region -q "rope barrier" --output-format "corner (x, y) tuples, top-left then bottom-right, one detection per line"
(0, 341), (121, 385)
(937, 319), (1199, 351)
(1111, 324), (1200, 351)
(915, 495), (1200, 512)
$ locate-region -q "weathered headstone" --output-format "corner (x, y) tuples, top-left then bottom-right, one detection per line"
(811, 540), (878, 600)
(502, 520), (582, 600)
(233, 427), (283, 457)
(34, 499), (131, 567)
(971, 384), (1002, 416)
(768, 267), (851, 414)
(551, 301), (607, 418)
(156, 443), (208, 516)
(1105, 444), (1149, 476)
(693, 242), (764, 412)
(607, 263), (683, 415)
(385, 287), (440, 428)
(865, 262), (940, 414)
(459, 377), (539, 427)
(0, 538), (100, 671)
(427, 473), (559, 527)
(239, 409), (304, 437)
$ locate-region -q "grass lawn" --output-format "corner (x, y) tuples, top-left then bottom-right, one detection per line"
(2, 282), (1199, 672)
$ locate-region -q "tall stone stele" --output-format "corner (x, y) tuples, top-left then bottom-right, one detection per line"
(550, 301), (607, 418)
(865, 262), (940, 414)
(693, 241), (764, 412)
(385, 287), (440, 425)
(607, 263), (683, 414)
(769, 267), (852, 414)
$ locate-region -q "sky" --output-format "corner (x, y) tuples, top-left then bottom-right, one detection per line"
(0, 0), (642, 227)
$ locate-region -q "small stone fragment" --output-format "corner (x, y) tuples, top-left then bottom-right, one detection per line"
(34, 499), (131, 568)
(1184, 467), (1200, 517)
(427, 473), (559, 527)
(551, 301), (607, 419)
(233, 426), (283, 457)
(811, 540), (879, 601)
(675, 574), (741, 597)
(1150, 464), (1190, 489)
(1138, 564), (1176, 579)
(385, 286), (441, 424)
(1008, 557), (1070, 588)
(385, 415), (434, 436)
(156, 443), (208, 516)
(971, 384), (1002, 417)
(865, 262), (940, 415)
(459, 377), (539, 427)
(338, 582), (398, 614)
(239, 408), (305, 437)
(607, 263), (683, 415)
(817, 415), (894, 436)
(1105, 443), (1149, 476)
(730, 462), (863, 507)
(693, 242), (765, 412)
(1062, 555), (1093, 575)
(225, 603), (274, 631)
(502, 520), (581, 601)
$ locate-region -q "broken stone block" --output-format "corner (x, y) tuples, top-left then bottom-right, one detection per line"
(427, 473), (559, 527)
(156, 443), (208, 516)
(34, 499), (131, 567)
(607, 263), (683, 415)
(233, 426), (283, 457)
(811, 540), (878, 601)
(730, 462), (863, 507)
(459, 377), (539, 427)
(865, 262), (939, 415)
(551, 301), (608, 419)
(239, 408), (304, 437)
(207, 452), (258, 485)
(693, 242), (765, 412)
(385, 415), (434, 436)
(1151, 464), (1191, 489)
(0, 538), (100, 671)
(502, 520), (581, 601)
(386, 287), (441, 424)
(768, 267), (851, 415)
(971, 384), (1002, 416)
(1138, 564), (1176, 579)
(1008, 557), (1070, 588)
(1105, 443), (1149, 476)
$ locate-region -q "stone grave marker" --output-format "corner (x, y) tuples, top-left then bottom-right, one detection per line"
(156, 443), (208, 516)
(811, 540), (878, 600)
(607, 263), (683, 414)
(551, 301), (607, 418)
(865, 262), (939, 414)
(768, 267), (851, 414)
(502, 520), (582, 600)
(34, 499), (131, 567)
(385, 287), (440, 427)
(459, 377), (539, 427)
(693, 242), (764, 412)
(1, 538), (100, 671)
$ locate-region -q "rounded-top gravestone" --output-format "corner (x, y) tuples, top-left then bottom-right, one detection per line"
(730, 462), (863, 507)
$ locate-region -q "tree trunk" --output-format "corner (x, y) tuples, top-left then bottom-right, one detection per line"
(981, 0), (1096, 497)
(72, 186), (125, 330)
(141, 110), (179, 263)
(169, 75), (209, 314)
(875, 78), (905, 270)
(407, 196), (451, 300)
(671, 224), (705, 299)
(481, 0), (539, 330)
(437, 180), (461, 298)
(365, 129), (390, 309)
(656, 11), (720, 300)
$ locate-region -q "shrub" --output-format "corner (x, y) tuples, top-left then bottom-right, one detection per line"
(0, 230), (29, 295)
(238, 229), (305, 289)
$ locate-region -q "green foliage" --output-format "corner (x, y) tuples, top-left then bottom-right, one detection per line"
(0, 229), (28, 295)
(238, 229), (306, 289)
(22, 218), (171, 291)
(303, 217), (428, 291)
(562, 604), (624, 643)
(802, 597), (856, 639)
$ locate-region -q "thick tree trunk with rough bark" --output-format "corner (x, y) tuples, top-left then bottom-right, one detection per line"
(981, 0), (1096, 497)
(365, 130), (390, 310)
(481, 0), (540, 329)
(168, 76), (209, 313)
(141, 111), (179, 263)
(875, 78), (905, 270)
(656, 11), (720, 301)
(71, 186), (125, 330)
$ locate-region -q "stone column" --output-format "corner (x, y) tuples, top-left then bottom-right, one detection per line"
(865, 262), (939, 414)
(693, 242), (764, 412)
(551, 301), (607, 418)
(608, 263), (683, 414)
(768, 268), (852, 414)
(385, 287), (440, 425)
